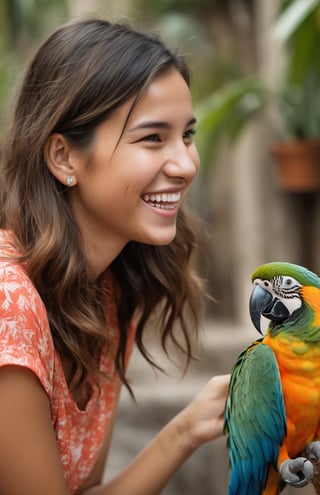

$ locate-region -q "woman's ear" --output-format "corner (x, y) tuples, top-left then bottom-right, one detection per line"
(44, 133), (78, 187)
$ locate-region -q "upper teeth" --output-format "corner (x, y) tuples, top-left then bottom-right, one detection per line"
(142, 192), (181, 203)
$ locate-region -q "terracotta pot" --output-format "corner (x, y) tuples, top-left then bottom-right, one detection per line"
(271, 139), (320, 192)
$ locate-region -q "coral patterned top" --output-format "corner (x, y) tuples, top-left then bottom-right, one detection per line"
(0, 230), (136, 494)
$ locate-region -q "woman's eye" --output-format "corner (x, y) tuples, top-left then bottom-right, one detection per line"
(183, 129), (196, 142)
(141, 134), (162, 143)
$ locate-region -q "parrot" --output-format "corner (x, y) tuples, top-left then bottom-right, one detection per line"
(224, 261), (320, 495)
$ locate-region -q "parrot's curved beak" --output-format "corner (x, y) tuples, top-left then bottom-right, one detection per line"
(249, 285), (272, 334)
(249, 284), (290, 334)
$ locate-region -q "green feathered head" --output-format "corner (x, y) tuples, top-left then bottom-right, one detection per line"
(249, 261), (320, 338)
(251, 262), (320, 288)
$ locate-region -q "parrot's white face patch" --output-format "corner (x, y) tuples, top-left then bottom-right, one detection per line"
(254, 276), (302, 315)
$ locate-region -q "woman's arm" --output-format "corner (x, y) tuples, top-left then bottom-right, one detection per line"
(0, 364), (229, 495)
(82, 374), (230, 495)
(0, 365), (123, 495)
(0, 365), (69, 495)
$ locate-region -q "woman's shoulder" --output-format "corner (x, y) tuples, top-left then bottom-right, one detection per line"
(0, 230), (54, 392)
(0, 229), (50, 340)
(0, 229), (42, 307)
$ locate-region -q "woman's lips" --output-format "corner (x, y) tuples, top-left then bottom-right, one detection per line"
(141, 191), (181, 209)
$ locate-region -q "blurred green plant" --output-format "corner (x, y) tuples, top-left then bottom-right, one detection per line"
(194, 0), (320, 171)
(0, 0), (68, 122)
(195, 76), (267, 168)
(130, 0), (254, 94)
(133, 0), (254, 17)
(2, 0), (68, 49)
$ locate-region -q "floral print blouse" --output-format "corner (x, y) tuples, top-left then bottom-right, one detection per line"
(0, 230), (135, 494)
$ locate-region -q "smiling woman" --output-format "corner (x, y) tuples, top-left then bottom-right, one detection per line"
(51, 68), (200, 264)
(0, 17), (230, 495)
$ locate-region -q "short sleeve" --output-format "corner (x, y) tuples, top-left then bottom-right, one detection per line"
(0, 262), (54, 396)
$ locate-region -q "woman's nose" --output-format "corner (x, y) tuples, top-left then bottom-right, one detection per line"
(163, 145), (200, 182)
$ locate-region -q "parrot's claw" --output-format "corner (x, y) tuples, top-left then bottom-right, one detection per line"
(305, 440), (320, 460)
(279, 457), (314, 488)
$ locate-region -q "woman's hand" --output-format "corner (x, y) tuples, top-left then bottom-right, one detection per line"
(170, 374), (231, 452)
(83, 373), (231, 495)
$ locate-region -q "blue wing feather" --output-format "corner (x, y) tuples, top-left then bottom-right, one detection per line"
(224, 340), (286, 495)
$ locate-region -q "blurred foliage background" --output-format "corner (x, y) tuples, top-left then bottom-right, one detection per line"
(0, 0), (68, 119)
(0, 0), (255, 126)
(2, 0), (320, 324)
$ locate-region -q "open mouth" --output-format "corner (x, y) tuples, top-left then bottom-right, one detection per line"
(141, 192), (181, 210)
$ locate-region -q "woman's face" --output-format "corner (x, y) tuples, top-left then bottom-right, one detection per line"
(69, 68), (200, 273)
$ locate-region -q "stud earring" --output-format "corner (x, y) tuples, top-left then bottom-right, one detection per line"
(66, 176), (74, 186)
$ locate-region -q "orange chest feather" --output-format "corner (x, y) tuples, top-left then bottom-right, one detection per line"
(263, 333), (320, 456)
(301, 286), (320, 326)
(264, 334), (320, 408)
(264, 332), (320, 373)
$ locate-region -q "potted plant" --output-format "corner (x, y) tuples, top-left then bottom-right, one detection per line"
(271, 72), (320, 192)
(195, 0), (320, 192)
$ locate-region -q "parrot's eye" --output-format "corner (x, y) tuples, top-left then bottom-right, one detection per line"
(279, 276), (301, 291)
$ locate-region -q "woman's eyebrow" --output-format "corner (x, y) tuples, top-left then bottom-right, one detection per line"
(128, 117), (197, 132)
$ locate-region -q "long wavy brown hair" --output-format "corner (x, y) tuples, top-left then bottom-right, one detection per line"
(0, 18), (204, 392)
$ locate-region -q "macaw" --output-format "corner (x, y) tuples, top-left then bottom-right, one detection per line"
(224, 261), (320, 495)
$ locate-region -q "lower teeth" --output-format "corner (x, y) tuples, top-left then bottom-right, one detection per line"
(151, 203), (174, 210)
